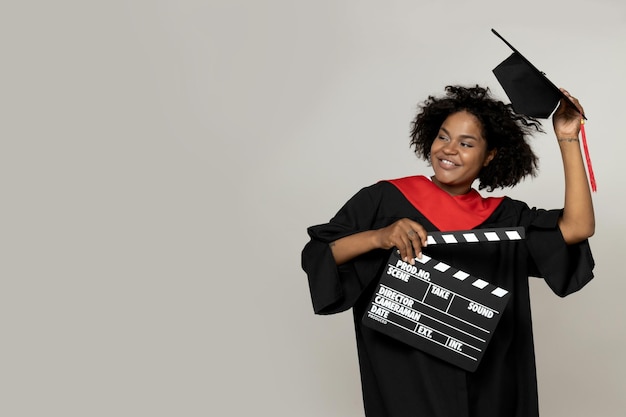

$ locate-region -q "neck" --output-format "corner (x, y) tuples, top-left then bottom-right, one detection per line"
(430, 176), (472, 196)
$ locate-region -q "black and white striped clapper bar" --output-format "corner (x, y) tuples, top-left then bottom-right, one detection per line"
(426, 227), (524, 246)
(362, 227), (524, 372)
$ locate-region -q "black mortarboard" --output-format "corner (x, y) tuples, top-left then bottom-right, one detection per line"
(491, 29), (586, 119)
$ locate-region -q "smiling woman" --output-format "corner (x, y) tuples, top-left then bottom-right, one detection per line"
(410, 85), (540, 193)
(301, 85), (595, 417)
(429, 111), (496, 196)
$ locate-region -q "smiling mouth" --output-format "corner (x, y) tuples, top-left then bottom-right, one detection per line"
(439, 158), (458, 167)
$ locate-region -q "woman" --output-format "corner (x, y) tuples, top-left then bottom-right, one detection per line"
(301, 85), (594, 417)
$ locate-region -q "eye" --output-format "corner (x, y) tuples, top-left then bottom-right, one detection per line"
(437, 135), (449, 141)
(461, 142), (474, 148)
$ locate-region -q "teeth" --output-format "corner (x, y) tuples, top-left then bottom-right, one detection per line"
(441, 159), (455, 166)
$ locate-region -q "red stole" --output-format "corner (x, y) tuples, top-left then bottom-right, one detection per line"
(385, 175), (504, 231)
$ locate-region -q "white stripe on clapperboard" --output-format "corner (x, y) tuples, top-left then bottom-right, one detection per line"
(415, 254), (508, 299)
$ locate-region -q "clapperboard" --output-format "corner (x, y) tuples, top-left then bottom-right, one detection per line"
(362, 227), (524, 372)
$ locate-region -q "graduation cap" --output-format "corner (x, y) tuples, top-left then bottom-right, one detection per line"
(491, 28), (586, 120)
(491, 29), (596, 191)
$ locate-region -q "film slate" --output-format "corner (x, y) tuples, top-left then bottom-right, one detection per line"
(362, 227), (524, 372)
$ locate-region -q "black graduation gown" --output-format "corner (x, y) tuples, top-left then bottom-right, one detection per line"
(301, 181), (594, 417)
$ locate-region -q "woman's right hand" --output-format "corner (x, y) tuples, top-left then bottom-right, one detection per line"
(329, 218), (428, 266)
(374, 218), (428, 264)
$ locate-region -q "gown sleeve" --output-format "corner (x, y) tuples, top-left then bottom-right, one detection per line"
(301, 185), (389, 315)
(523, 207), (595, 297)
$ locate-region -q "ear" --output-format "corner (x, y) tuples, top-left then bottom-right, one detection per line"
(483, 149), (497, 167)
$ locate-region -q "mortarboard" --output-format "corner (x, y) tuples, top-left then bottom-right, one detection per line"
(491, 28), (595, 191)
(491, 28), (586, 120)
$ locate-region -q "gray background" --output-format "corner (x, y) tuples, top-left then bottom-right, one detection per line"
(2, 0), (624, 416)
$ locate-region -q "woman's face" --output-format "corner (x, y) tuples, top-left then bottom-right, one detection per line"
(429, 111), (496, 196)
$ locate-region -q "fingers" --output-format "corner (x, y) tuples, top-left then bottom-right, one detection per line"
(377, 218), (429, 265)
(398, 237), (417, 265)
(397, 222), (428, 265)
(559, 88), (585, 117)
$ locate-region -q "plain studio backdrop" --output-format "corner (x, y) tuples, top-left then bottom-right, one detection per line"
(1, 1), (624, 416)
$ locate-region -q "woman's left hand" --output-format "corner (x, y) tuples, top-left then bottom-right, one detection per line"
(552, 88), (585, 139)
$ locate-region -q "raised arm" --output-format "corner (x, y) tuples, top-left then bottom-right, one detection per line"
(553, 89), (595, 244)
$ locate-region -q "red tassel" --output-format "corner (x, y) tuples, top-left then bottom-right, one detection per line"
(580, 120), (597, 192)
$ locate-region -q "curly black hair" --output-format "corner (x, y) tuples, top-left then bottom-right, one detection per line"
(410, 85), (542, 191)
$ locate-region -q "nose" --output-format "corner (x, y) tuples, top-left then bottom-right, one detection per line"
(442, 141), (458, 154)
